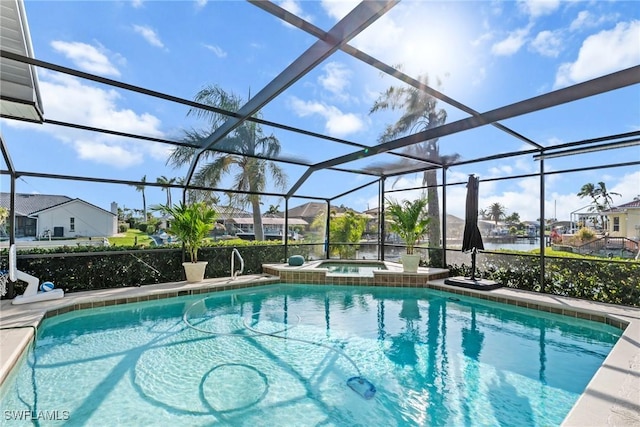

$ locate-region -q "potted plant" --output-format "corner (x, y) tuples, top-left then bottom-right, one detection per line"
(157, 202), (217, 283)
(386, 196), (430, 273)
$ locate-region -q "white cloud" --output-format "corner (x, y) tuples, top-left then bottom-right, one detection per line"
(288, 97), (364, 137)
(488, 165), (514, 176)
(472, 31), (494, 47)
(278, 0), (314, 23)
(554, 20), (640, 88)
(196, 0), (208, 8)
(74, 138), (143, 167)
(519, 0), (560, 19)
(570, 10), (591, 31)
(203, 44), (227, 58)
(131, 0), (143, 9)
(325, 113), (363, 136)
(530, 30), (563, 57)
(133, 25), (165, 48)
(610, 171), (640, 203)
(320, 0), (359, 21)
(363, 170), (638, 224)
(491, 26), (531, 56)
(570, 10), (619, 32)
(50, 41), (121, 77)
(318, 62), (351, 97)
(4, 71), (168, 168)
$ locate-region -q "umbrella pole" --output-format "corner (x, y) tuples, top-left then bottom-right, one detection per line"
(470, 248), (477, 281)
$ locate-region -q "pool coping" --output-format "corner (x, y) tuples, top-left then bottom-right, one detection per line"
(0, 273), (638, 426)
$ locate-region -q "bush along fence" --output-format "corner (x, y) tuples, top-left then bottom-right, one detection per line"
(0, 242), (314, 298)
(1, 243), (637, 308)
(446, 250), (640, 308)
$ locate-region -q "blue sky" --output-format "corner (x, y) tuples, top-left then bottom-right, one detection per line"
(1, 0), (639, 224)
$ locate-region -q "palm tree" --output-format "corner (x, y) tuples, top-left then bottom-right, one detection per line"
(578, 182), (621, 229)
(370, 74), (452, 266)
(577, 183), (597, 206)
(134, 175), (147, 221)
(266, 204), (280, 215)
(156, 175), (176, 206)
(594, 182), (621, 209)
(487, 202), (506, 227)
(385, 196), (430, 255)
(168, 84), (287, 241)
(328, 210), (368, 259)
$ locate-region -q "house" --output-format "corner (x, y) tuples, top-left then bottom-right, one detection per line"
(522, 221), (540, 237)
(230, 217), (308, 240)
(211, 204), (252, 234)
(601, 199), (640, 240)
(0, 193), (117, 238)
(287, 202), (327, 229)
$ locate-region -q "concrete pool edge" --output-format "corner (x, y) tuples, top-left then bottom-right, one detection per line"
(0, 273), (638, 426)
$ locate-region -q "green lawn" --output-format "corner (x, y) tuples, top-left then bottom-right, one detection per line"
(107, 229), (155, 247)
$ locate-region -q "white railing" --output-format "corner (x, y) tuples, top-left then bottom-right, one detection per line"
(231, 248), (244, 279)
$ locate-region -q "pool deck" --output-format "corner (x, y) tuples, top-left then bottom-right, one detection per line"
(0, 267), (638, 426)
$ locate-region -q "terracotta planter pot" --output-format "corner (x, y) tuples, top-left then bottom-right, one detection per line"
(182, 261), (208, 283)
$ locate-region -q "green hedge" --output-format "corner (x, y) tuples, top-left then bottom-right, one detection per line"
(0, 241), (294, 297)
(2, 243), (638, 308)
(447, 251), (640, 307)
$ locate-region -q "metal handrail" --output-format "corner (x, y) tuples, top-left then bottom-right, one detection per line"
(231, 248), (244, 279)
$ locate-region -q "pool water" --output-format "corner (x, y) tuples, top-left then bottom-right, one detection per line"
(0, 284), (621, 426)
(317, 261), (387, 277)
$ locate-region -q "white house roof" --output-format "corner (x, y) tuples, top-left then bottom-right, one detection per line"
(0, 193), (114, 217)
(287, 202), (326, 219)
(231, 217), (308, 226)
(0, 193), (71, 216)
(0, 0), (44, 122)
(212, 205), (251, 221)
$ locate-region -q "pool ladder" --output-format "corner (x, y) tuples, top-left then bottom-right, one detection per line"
(231, 248), (244, 280)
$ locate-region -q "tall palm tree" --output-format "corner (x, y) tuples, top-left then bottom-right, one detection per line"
(156, 175), (176, 206)
(370, 74), (449, 265)
(168, 84), (287, 241)
(487, 202), (506, 227)
(577, 183), (597, 206)
(134, 175), (147, 221)
(578, 181), (621, 229)
(594, 181), (621, 209)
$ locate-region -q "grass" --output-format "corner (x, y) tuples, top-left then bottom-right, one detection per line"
(107, 229), (155, 247)
(105, 230), (238, 247)
(527, 247), (637, 261)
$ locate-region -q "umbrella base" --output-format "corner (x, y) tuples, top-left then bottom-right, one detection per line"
(444, 276), (502, 291)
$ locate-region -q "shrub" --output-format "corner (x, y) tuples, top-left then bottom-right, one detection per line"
(446, 250), (639, 307)
(0, 242), (287, 297)
(576, 227), (596, 241)
(137, 223), (148, 233)
(119, 223), (129, 233)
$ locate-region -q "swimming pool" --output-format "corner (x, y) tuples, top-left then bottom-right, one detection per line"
(0, 284), (621, 426)
(316, 261), (388, 277)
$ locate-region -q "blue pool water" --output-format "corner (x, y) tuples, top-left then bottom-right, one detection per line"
(0, 284), (621, 426)
(317, 261), (387, 277)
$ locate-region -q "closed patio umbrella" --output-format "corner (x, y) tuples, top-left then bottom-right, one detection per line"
(445, 175), (500, 290)
(462, 175), (483, 280)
